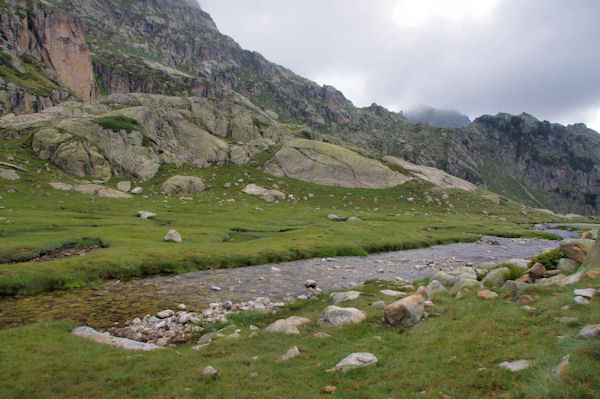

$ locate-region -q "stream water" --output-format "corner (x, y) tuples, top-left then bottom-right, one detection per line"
(1, 224), (588, 331)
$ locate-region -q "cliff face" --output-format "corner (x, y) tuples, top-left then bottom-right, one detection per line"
(0, 0), (97, 115)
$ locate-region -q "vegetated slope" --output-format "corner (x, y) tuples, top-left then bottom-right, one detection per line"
(404, 106), (471, 128)
(2, 0), (599, 215)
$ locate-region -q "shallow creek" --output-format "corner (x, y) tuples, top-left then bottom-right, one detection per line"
(0, 227), (584, 330)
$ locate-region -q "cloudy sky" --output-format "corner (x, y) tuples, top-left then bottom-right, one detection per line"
(198, 0), (600, 131)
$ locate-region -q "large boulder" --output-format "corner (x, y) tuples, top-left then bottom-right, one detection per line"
(560, 239), (595, 263)
(580, 239), (600, 271)
(265, 316), (311, 334)
(73, 184), (131, 198)
(557, 258), (580, 274)
(482, 267), (509, 287)
(383, 156), (477, 191)
(318, 306), (366, 327)
(332, 353), (378, 371)
(264, 139), (410, 188)
(430, 266), (477, 287)
(383, 293), (425, 327)
(161, 176), (205, 195)
(241, 184), (285, 202)
(449, 278), (482, 296)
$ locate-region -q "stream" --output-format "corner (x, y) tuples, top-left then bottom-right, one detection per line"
(0, 225), (590, 330)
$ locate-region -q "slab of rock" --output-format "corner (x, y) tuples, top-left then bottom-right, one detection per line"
(331, 352), (378, 372)
(557, 258), (580, 275)
(277, 346), (300, 361)
(117, 181), (131, 192)
(49, 182), (74, 191)
(313, 332), (332, 339)
(161, 175), (205, 195)
(576, 324), (600, 338)
(131, 186), (143, 195)
(73, 184), (132, 198)
(574, 296), (590, 305)
(425, 280), (446, 296)
(265, 316), (311, 334)
(0, 168), (20, 180)
(327, 214), (347, 221)
(72, 326), (161, 350)
(156, 309), (174, 318)
(384, 293), (425, 327)
(383, 156), (477, 191)
(535, 274), (567, 287)
(560, 239), (595, 263)
(482, 267), (509, 287)
(164, 229), (182, 243)
(574, 288), (595, 299)
(477, 290), (499, 299)
(371, 301), (386, 309)
(318, 306), (366, 327)
(264, 139), (410, 189)
(499, 360), (530, 372)
(379, 289), (408, 297)
(557, 271), (583, 286)
(330, 291), (361, 305)
(138, 211), (156, 219)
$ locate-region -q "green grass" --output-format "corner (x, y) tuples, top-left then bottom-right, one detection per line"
(527, 248), (562, 270)
(95, 115), (139, 133)
(1, 277), (599, 398)
(0, 134), (577, 295)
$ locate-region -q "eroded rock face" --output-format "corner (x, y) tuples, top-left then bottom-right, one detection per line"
(383, 156), (477, 191)
(264, 139), (410, 188)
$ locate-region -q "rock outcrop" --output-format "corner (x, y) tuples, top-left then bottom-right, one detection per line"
(264, 139), (410, 188)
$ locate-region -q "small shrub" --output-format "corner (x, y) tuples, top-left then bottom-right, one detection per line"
(485, 263), (524, 283)
(300, 130), (311, 139)
(527, 248), (562, 270)
(95, 115), (138, 133)
(252, 117), (271, 129)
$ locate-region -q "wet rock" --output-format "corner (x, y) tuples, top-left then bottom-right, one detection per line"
(277, 346), (300, 361)
(72, 326), (161, 351)
(164, 229), (182, 243)
(138, 211), (156, 219)
(576, 324), (600, 338)
(330, 291), (361, 305)
(499, 360), (530, 371)
(384, 293), (425, 327)
(331, 352), (378, 372)
(318, 306), (366, 327)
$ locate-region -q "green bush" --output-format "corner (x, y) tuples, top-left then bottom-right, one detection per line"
(252, 116), (271, 129)
(95, 115), (138, 133)
(527, 248), (562, 270)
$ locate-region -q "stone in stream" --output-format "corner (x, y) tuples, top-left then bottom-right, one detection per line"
(330, 291), (361, 305)
(318, 306), (366, 327)
(499, 360), (530, 372)
(164, 229), (182, 243)
(383, 292), (425, 327)
(72, 326), (161, 351)
(576, 324), (600, 338)
(277, 346), (300, 361)
(329, 352), (378, 372)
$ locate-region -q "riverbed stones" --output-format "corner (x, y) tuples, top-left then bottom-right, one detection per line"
(560, 239), (595, 263)
(277, 346), (300, 361)
(576, 324), (600, 338)
(161, 175), (205, 195)
(482, 267), (509, 287)
(266, 316), (311, 334)
(384, 292), (425, 327)
(557, 258), (580, 274)
(157, 309), (174, 318)
(331, 352), (378, 372)
(318, 306), (366, 327)
(138, 211), (156, 219)
(117, 181), (131, 192)
(164, 229), (182, 243)
(499, 360), (530, 372)
(330, 291), (361, 305)
(72, 326), (161, 351)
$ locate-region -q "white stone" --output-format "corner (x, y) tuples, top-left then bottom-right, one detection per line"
(574, 288), (595, 299)
(164, 229), (182, 243)
(130, 186), (143, 195)
(277, 346), (300, 361)
(499, 360), (530, 371)
(334, 353), (378, 371)
(330, 291), (361, 305)
(379, 289), (408, 297)
(138, 211), (156, 219)
(117, 181), (131, 192)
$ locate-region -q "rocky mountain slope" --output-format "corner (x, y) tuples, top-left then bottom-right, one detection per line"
(0, 0), (598, 215)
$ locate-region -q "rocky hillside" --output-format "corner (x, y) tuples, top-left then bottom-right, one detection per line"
(0, 0), (598, 215)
